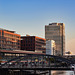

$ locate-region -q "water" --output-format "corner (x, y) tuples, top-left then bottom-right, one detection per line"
(51, 71), (74, 75)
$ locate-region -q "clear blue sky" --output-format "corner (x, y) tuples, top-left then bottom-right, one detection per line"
(0, 0), (75, 54)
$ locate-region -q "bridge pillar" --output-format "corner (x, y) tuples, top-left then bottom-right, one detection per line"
(49, 70), (51, 75)
(20, 70), (23, 75)
(9, 70), (14, 75)
(0, 69), (9, 75)
(34, 70), (36, 74)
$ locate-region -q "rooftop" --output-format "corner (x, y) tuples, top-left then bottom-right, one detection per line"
(21, 35), (46, 40)
(0, 28), (15, 33)
(49, 23), (64, 26)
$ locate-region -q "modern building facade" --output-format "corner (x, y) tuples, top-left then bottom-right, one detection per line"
(21, 36), (46, 53)
(46, 40), (56, 55)
(45, 23), (65, 55)
(0, 28), (21, 50)
(0, 49), (45, 63)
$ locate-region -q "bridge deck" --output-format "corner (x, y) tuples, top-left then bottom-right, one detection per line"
(0, 67), (72, 70)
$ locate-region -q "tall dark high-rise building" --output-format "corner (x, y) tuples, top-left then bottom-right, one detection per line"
(45, 23), (65, 55)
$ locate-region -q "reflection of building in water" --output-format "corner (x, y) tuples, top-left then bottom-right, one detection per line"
(51, 71), (74, 75)
(51, 71), (65, 75)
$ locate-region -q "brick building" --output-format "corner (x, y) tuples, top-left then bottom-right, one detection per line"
(21, 36), (46, 53)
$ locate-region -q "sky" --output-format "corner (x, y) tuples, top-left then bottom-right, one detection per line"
(0, 0), (75, 54)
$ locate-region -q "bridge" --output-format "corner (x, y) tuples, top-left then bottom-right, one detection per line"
(0, 54), (75, 75)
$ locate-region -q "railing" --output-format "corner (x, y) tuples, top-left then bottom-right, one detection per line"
(0, 54), (74, 69)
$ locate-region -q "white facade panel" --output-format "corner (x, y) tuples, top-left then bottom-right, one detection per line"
(46, 40), (56, 55)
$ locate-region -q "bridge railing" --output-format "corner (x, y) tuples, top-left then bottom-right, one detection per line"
(0, 54), (74, 68)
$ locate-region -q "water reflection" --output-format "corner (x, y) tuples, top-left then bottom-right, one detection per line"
(51, 71), (74, 75)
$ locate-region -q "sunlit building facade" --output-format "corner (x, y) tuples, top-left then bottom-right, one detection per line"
(0, 28), (21, 50)
(46, 40), (56, 55)
(45, 23), (65, 55)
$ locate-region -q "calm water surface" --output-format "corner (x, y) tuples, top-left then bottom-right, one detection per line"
(51, 71), (74, 75)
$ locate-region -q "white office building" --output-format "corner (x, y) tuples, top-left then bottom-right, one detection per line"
(46, 40), (56, 55)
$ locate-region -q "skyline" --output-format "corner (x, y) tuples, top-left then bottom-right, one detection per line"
(0, 0), (75, 54)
